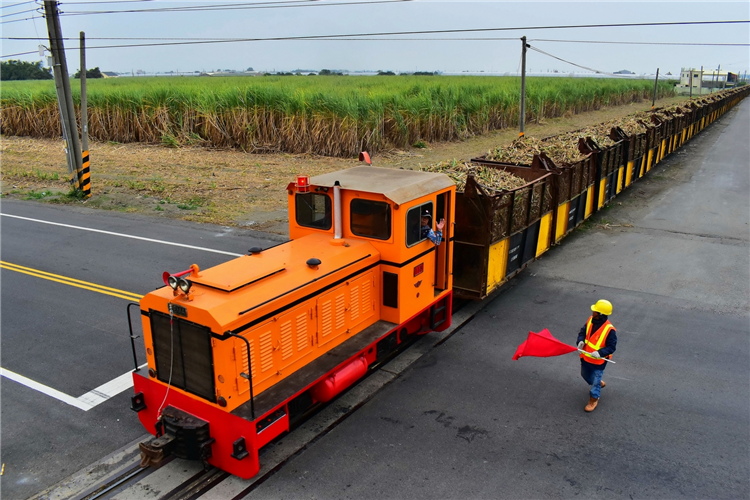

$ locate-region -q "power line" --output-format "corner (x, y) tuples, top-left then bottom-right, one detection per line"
(530, 38), (750, 47)
(1, 12), (39, 23)
(62, 0), (156, 4)
(60, 0), (300, 6)
(1, 49), (38, 57)
(528, 45), (642, 78)
(5, 36), (749, 47)
(1, 7), (38, 17)
(57, 0), (411, 16)
(0, 0), (36, 9)
(3, 19), (749, 57)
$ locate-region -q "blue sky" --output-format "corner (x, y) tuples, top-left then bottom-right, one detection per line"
(2, 1), (748, 76)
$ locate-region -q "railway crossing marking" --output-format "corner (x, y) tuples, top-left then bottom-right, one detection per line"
(1, 261), (144, 301)
(0, 365), (146, 411)
(0, 213), (243, 257)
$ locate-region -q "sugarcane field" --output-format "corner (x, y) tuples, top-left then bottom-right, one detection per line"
(1, 2), (749, 499)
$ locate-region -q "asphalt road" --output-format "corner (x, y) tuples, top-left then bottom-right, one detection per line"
(248, 101), (750, 499)
(3, 99), (747, 500)
(0, 203), (280, 500)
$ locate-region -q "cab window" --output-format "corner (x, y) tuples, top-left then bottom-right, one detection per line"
(296, 193), (331, 230)
(406, 202), (434, 247)
(350, 199), (391, 240)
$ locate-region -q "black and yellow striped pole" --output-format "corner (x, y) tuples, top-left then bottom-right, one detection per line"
(79, 31), (91, 198)
(81, 150), (91, 198)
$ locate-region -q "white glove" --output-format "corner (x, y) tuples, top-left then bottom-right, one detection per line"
(590, 351), (601, 359)
(577, 341), (585, 350)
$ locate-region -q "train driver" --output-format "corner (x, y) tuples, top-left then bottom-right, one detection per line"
(421, 210), (446, 246)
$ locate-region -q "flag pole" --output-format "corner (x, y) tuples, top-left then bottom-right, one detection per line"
(578, 349), (616, 364)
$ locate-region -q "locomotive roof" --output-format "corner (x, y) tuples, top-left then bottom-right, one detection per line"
(311, 166), (454, 205)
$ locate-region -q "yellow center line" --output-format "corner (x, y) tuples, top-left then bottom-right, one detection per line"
(1, 261), (143, 301)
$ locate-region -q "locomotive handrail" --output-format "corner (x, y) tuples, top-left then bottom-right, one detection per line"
(126, 303), (141, 372)
(225, 331), (255, 420)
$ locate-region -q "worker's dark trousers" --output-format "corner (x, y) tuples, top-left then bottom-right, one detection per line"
(580, 360), (604, 399)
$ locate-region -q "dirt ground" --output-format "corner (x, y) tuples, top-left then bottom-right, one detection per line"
(0, 95), (687, 236)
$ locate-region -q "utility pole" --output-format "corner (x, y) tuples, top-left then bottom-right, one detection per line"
(689, 69), (693, 99)
(651, 68), (659, 108)
(699, 66), (703, 95)
(80, 31), (91, 198)
(717, 64), (721, 91)
(519, 36), (528, 137)
(44, 0), (83, 192)
(710, 66), (717, 94)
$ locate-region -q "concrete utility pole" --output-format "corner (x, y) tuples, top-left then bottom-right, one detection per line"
(79, 31), (91, 197)
(519, 36), (528, 137)
(717, 64), (722, 91)
(689, 69), (693, 99)
(700, 66), (703, 96)
(44, 0), (83, 191)
(710, 66), (717, 94)
(651, 68), (659, 108)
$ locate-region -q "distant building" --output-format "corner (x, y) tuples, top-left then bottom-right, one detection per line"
(613, 69), (635, 74)
(101, 71), (119, 78)
(678, 67), (738, 94)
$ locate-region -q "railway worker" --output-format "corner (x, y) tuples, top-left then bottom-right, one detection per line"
(421, 210), (446, 246)
(576, 299), (617, 412)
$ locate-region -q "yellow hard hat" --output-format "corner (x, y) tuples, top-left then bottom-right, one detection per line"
(591, 299), (613, 316)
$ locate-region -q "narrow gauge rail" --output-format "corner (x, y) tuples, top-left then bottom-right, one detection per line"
(125, 86), (749, 486)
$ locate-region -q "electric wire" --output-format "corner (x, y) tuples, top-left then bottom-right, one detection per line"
(0, 6), (36, 16)
(6, 35), (749, 46)
(58, 0), (412, 16)
(0, 0), (36, 9)
(1, 12), (40, 23)
(4, 35), (750, 58)
(1, 49), (38, 57)
(3, 20), (749, 60)
(527, 45), (661, 78)
(530, 38), (750, 47)
(60, 0), (314, 8)
(156, 304), (176, 421)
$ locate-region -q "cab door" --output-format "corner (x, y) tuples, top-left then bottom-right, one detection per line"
(434, 191), (451, 291)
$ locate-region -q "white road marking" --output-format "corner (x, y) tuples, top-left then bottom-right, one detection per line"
(0, 213), (243, 257)
(1, 364), (147, 411)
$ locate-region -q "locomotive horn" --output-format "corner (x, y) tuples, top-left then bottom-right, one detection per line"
(162, 268), (193, 286)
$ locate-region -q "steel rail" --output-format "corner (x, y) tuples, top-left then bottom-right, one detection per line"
(82, 463), (151, 500)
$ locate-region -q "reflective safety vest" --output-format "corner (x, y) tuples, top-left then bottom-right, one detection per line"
(580, 316), (614, 365)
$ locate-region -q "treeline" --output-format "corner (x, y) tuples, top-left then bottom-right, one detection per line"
(1, 60), (52, 81)
(74, 67), (104, 79)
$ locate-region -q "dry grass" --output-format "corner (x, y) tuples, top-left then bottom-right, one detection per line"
(0, 93), (695, 234)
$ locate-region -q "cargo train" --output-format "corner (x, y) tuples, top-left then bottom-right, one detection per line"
(127, 87), (748, 478)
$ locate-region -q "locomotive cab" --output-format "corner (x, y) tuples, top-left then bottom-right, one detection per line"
(131, 166), (455, 479)
(289, 167), (455, 325)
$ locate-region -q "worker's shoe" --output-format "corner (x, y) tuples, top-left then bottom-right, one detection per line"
(600, 380), (606, 389)
(584, 397), (599, 412)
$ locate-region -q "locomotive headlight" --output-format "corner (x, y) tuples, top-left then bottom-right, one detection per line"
(178, 278), (192, 294)
(167, 275), (178, 290)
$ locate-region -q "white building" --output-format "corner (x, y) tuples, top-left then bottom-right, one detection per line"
(678, 67), (738, 94)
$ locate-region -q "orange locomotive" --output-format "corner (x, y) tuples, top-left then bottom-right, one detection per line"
(129, 163), (455, 478)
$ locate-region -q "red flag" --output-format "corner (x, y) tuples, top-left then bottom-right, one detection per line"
(512, 328), (578, 360)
